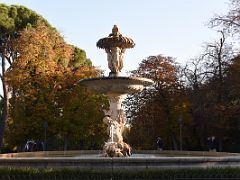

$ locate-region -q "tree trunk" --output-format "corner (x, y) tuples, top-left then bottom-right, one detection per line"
(171, 135), (178, 150)
(64, 135), (68, 151)
(0, 50), (9, 152)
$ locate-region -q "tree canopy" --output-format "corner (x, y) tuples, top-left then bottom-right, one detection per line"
(0, 4), (49, 34)
(0, 3), (50, 151)
(125, 55), (191, 150)
(124, 0), (240, 152)
(1, 1), (240, 153)
(0, 4), (107, 152)
(210, 0), (240, 34)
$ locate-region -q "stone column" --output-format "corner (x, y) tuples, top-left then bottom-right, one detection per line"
(103, 94), (131, 157)
(108, 94), (126, 123)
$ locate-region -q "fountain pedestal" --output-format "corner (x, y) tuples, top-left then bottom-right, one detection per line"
(80, 77), (153, 157)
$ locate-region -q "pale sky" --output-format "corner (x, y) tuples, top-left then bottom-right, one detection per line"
(1, 0), (229, 75)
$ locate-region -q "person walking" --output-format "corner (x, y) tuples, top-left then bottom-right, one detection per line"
(156, 137), (163, 151)
(207, 136), (217, 152)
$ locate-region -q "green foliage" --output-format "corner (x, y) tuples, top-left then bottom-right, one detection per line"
(55, 86), (108, 149)
(0, 4), (48, 34)
(0, 167), (240, 179)
(70, 46), (92, 68)
(4, 21), (104, 151)
(0, 3), (53, 153)
(0, 4), (99, 149)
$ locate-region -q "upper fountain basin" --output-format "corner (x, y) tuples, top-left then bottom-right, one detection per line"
(79, 76), (154, 95)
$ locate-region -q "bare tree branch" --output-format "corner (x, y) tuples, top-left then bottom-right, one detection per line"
(4, 55), (12, 66)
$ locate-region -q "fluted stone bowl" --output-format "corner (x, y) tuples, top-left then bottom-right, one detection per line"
(79, 76), (154, 95)
(96, 36), (135, 49)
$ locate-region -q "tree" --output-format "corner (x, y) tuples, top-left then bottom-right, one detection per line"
(56, 84), (108, 150)
(0, 4), (98, 152)
(210, 0), (240, 34)
(125, 55), (191, 150)
(5, 22), (107, 151)
(70, 46), (92, 68)
(0, 4), (48, 152)
(201, 31), (234, 150)
(182, 29), (238, 151)
(219, 55), (240, 151)
(182, 57), (209, 149)
(5, 22), (71, 150)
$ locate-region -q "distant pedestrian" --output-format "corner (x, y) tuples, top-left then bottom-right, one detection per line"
(36, 141), (44, 151)
(156, 137), (163, 151)
(207, 136), (217, 152)
(24, 140), (36, 152)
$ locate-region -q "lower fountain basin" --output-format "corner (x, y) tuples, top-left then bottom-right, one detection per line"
(0, 150), (240, 169)
(79, 76), (153, 94)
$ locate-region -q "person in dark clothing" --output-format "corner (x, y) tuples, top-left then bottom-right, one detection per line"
(156, 137), (163, 151)
(24, 140), (36, 152)
(36, 141), (44, 151)
(207, 136), (217, 152)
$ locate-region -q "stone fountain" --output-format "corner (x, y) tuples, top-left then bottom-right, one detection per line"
(1, 26), (240, 174)
(79, 25), (153, 157)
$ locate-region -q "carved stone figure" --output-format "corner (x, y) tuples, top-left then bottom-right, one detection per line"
(103, 109), (124, 143)
(109, 24), (121, 37)
(105, 47), (123, 73)
(103, 142), (124, 157)
(96, 25), (135, 76)
(102, 103), (132, 157)
(103, 141), (132, 157)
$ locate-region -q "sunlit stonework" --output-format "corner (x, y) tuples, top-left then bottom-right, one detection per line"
(97, 25), (135, 76)
(80, 25), (153, 157)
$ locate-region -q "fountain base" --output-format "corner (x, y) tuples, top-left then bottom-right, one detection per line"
(103, 142), (132, 157)
(1, 150), (239, 169)
(80, 76), (153, 157)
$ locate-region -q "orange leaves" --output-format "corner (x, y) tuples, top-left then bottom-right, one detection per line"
(11, 22), (72, 76)
(74, 66), (101, 80)
(2, 7), (109, 150)
(125, 54), (193, 149)
(7, 23), (72, 89)
(5, 21), (107, 150)
(131, 55), (178, 88)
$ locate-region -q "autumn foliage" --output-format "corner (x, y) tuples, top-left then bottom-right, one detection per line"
(5, 23), (107, 151)
(1, 1), (240, 153)
(124, 55), (191, 150)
